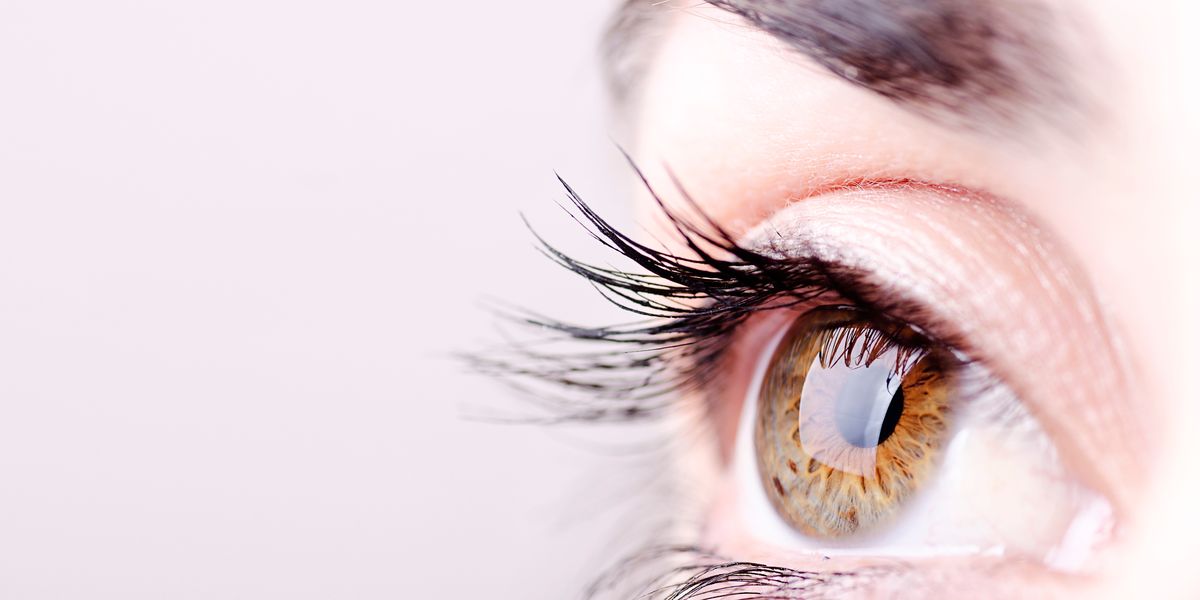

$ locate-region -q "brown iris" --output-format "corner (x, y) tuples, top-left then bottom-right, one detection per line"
(754, 307), (955, 538)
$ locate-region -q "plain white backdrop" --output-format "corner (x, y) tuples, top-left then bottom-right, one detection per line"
(0, 1), (645, 597)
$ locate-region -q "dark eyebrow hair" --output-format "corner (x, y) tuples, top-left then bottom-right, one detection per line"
(604, 0), (1076, 127)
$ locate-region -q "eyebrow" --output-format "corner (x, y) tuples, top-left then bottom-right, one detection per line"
(604, 0), (1074, 126)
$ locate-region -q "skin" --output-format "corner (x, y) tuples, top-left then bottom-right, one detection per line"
(617, 1), (1200, 597)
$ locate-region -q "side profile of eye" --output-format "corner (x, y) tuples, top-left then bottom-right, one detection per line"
(755, 307), (953, 538)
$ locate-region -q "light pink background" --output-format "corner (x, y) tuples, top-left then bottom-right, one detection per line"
(0, 1), (639, 597)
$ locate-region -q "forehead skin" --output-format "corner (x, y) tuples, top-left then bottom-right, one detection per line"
(618, 0), (1200, 596)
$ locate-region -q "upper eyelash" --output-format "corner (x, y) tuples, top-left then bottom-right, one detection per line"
(466, 159), (912, 423)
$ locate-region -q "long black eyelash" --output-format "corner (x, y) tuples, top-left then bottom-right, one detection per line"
(466, 161), (855, 422)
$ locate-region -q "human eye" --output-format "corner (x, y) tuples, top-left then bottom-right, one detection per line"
(474, 176), (1121, 597)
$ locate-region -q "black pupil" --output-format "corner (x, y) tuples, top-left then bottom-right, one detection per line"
(877, 386), (904, 444)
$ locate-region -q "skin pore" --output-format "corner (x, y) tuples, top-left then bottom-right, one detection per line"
(601, 0), (1200, 597)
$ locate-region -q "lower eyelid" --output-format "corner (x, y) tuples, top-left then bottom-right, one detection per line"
(700, 490), (1092, 599)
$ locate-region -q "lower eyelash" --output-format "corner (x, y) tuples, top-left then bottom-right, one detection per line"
(585, 545), (891, 600)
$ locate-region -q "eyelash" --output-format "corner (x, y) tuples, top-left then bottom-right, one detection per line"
(585, 545), (889, 600)
(470, 160), (963, 424)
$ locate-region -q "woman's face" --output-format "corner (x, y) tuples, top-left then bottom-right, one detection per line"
(532, 0), (1196, 597)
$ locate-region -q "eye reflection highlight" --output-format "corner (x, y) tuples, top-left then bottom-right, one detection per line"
(823, 341), (908, 450)
(755, 307), (954, 538)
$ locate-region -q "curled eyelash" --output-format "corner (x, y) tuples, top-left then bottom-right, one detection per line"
(466, 161), (869, 422)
